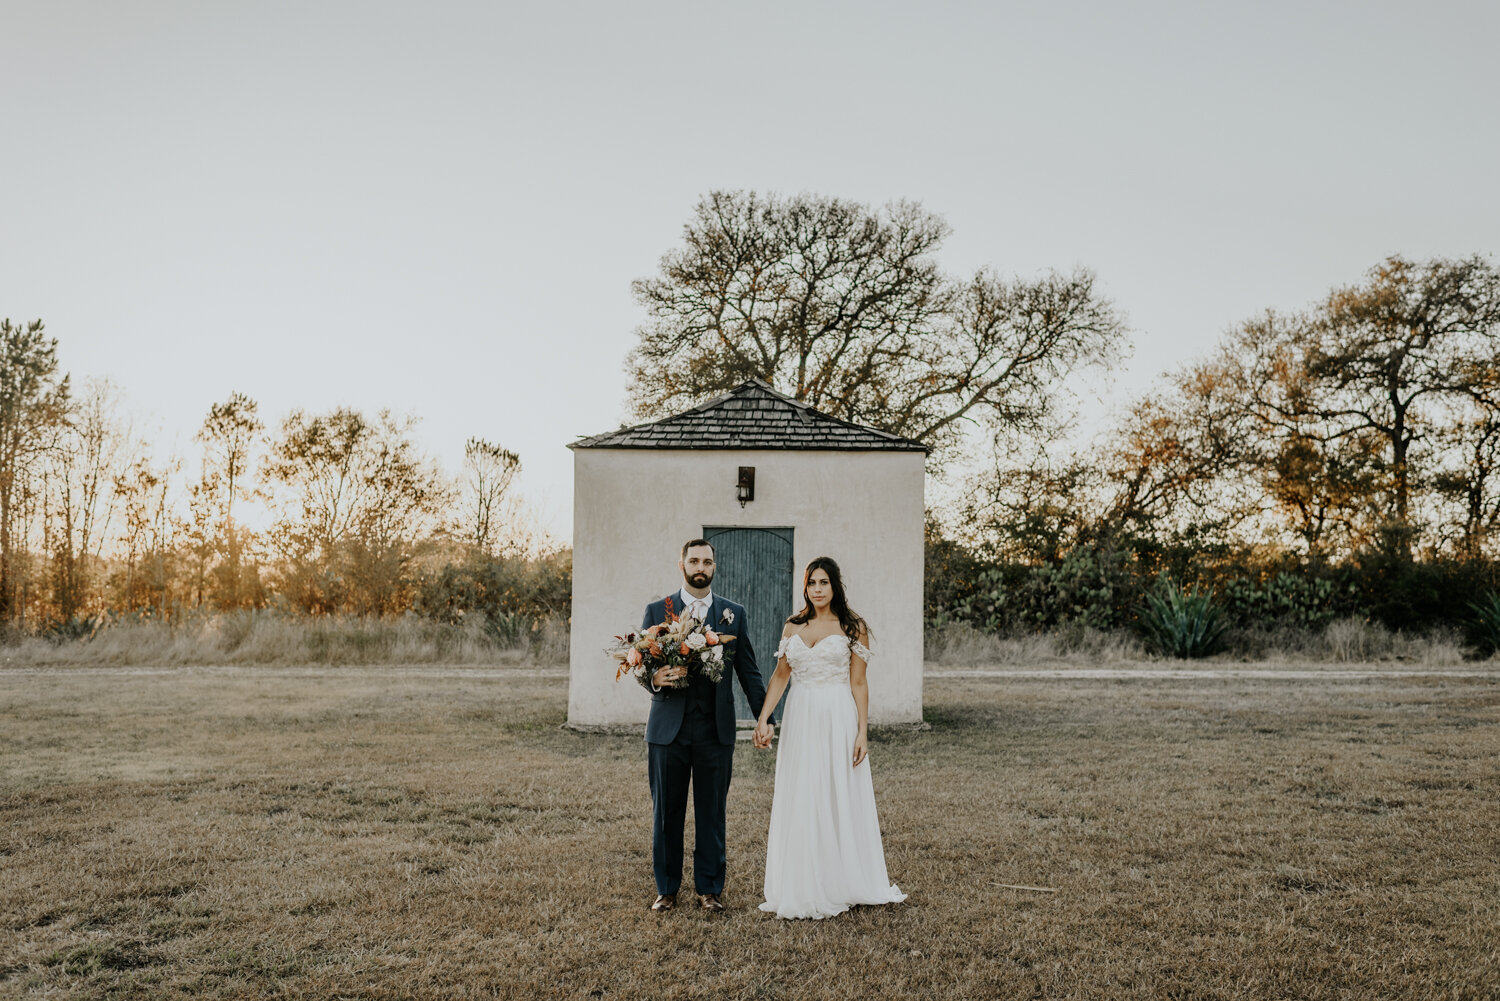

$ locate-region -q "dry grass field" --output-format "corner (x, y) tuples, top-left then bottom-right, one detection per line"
(2, 663), (1498, 1000)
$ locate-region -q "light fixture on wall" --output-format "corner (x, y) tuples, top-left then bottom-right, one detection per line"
(737, 466), (755, 507)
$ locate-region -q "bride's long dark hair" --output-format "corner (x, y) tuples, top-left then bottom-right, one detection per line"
(787, 556), (867, 643)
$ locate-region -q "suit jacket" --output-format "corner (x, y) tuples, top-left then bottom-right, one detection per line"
(641, 593), (772, 746)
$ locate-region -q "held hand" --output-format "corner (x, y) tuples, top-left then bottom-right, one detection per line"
(652, 665), (687, 688)
(852, 733), (868, 767)
(753, 721), (774, 749)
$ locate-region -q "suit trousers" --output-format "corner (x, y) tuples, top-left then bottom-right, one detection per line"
(647, 708), (734, 896)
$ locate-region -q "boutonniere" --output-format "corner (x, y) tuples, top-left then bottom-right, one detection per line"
(721, 607), (735, 625)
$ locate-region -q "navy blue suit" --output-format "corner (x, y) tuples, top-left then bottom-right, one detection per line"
(643, 592), (772, 897)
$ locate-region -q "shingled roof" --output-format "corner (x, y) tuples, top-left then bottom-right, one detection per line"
(569, 379), (928, 452)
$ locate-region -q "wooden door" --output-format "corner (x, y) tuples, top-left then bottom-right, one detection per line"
(703, 526), (794, 722)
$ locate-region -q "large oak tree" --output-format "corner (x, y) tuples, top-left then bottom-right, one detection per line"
(628, 191), (1127, 464)
(1096, 255), (1500, 561)
(1237, 256), (1500, 558)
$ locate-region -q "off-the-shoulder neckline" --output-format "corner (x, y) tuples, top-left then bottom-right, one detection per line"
(787, 632), (870, 651)
(789, 631), (846, 650)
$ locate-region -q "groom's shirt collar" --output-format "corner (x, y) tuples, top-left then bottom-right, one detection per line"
(677, 588), (713, 617)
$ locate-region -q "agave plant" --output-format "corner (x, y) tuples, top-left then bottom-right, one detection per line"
(1140, 577), (1227, 659)
(1468, 591), (1500, 656)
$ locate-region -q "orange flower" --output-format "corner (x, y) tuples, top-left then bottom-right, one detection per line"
(704, 629), (719, 646)
(679, 642), (691, 656)
(649, 641), (663, 657)
(625, 647), (642, 667)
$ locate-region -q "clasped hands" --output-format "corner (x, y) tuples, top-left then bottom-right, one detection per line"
(652, 665), (775, 748)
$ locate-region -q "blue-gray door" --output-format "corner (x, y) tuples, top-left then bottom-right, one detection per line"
(704, 526), (794, 722)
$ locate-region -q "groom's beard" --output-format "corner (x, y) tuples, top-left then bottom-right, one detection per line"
(687, 572), (711, 588)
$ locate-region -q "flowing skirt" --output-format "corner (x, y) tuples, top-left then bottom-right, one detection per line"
(760, 681), (906, 919)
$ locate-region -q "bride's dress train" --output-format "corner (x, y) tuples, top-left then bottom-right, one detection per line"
(760, 632), (906, 919)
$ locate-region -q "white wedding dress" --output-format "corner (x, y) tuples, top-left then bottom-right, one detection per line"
(760, 632), (906, 919)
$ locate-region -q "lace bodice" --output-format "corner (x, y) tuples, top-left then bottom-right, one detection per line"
(774, 632), (873, 687)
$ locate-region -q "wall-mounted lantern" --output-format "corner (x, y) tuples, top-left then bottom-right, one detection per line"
(737, 466), (755, 507)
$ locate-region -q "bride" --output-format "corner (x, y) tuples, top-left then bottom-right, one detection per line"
(752, 556), (906, 919)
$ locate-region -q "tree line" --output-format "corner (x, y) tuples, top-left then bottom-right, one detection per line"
(12, 191), (1498, 640)
(0, 318), (565, 634)
(632, 192), (1500, 637)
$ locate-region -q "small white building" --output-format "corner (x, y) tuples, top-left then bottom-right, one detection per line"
(567, 379), (927, 729)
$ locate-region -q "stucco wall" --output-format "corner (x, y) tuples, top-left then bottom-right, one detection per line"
(568, 448), (925, 727)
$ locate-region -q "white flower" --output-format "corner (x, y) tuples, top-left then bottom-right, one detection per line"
(708, 645), (724, 661)
(685, 632), (707, 650)
(721, 608), (735, 624)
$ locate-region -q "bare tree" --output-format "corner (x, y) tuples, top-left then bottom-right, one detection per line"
(1258, 428), (1389, 556)
(113, 450), (176, 613)
(265, 408), (445, 613)
(196, 393), (264, 608)
(457, 437), (520, 556)
(0, 319), (70, 620)
(181, 476), (219, 608)
(48, 380), (128, 619)
(1430, 403), (1500, 558)
(957, 449), (1101, 564)
(1098, 360), (1260, 542)
(629, 191), (1127, 464)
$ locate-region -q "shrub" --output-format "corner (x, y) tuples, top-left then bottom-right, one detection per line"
(944, 567), (1011, 633)
(942, 546), (1143, 632)
(1468, 592), (1500, 656)
(1139, 578), (1227, 659)
(1222, 572), (1336, 629)
(43, 614), (107, 644)
(1319, 616), (1393, 663)
(483, 610), (531, 646)
(1011, 544), (1145, 631)
(413, 551), (572, 641)
(923, 524), (991, 626)
(1349, 554), (1497, 632)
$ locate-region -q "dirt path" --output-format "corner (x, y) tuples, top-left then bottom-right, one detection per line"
(0, 664), (572, 678)
(927, 666), (1500, 679)
(2, 663), (1495, 681)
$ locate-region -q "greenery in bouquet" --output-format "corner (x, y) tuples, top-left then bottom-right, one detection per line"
(608, 596), (735, 691)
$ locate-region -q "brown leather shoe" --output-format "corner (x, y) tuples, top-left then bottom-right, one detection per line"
(650, 893), (676, 912)
(699, 893), (725, 912)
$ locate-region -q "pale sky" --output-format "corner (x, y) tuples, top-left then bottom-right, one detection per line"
(5, 0), (1497, 542)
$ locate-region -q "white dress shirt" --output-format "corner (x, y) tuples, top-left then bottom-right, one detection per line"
(678, 588), (713, 623)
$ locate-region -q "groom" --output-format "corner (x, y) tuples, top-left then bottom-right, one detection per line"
(641, 538), (774, 913)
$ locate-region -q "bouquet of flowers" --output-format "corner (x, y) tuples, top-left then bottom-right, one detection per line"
(609, 596), (734, 691)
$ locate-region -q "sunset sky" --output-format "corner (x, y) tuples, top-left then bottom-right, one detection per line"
(4, 0), (1496, 542)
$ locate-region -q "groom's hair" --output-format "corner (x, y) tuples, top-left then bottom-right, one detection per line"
(681, 538), (715, 560)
